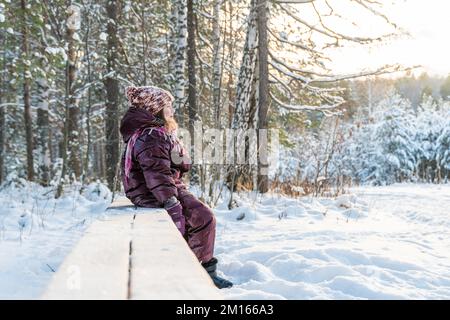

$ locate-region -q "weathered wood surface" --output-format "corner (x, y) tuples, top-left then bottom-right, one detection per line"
(42, 197), (223, 300)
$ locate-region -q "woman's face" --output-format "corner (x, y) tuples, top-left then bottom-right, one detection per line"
(163, 104), (174, 119)
(161, 103), (178, 132)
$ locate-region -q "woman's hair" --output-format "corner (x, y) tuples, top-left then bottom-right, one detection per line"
(156, 109), (178, 133)
(155, 109), (164, 120)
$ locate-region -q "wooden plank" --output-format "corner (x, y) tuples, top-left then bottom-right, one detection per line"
(41, 214), (134, 300)
(107, 196), (135, 210)
(43, 196), (223, 300)
(130, 212), (223, 300)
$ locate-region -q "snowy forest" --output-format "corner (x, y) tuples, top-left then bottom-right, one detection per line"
(1, 0), (450, 300)
(1, 0), (449, 199)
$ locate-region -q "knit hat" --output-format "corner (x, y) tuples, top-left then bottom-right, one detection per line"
(125, 86), (174, 115)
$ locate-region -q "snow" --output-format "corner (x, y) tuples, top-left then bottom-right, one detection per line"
(44, 47), (67, 61)
(1, 182), (449, 299)
(99, 32), (108, 41)
(0, 181), (111, 299)
(213, 183), (450, 300)
(45, 47), (63, 55)
(276, 95), (450, 186)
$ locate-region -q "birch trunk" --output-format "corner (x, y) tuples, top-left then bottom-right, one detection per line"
(66, 3), (81, 180)
(228, 0), (259, 197)
(173, 0), (188, 124)
(232, 0), (258, 130)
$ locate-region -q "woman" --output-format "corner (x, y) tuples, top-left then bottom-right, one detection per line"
(119, 86), (233, 289)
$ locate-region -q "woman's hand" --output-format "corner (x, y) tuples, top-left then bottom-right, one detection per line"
(163, 196), (186, 236)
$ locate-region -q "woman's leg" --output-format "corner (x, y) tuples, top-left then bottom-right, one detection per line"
(177, 188), (233, 289)
(178, 188), (216, 263)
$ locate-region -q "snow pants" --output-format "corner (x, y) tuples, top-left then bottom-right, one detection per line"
(177, 188), (216, 264)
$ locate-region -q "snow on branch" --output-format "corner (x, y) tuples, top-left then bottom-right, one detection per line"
(269, 73), (294, 98)
(267, 28), (328, 59)
(194, 8), (214, 20)
(197, 32), (214, 52)
(308, 64), (422, 83)
(274, 0), (316, 3)
(269, 60), (310, 83)
(269, 51), (332, 79)
(350, 0), (398, 29)
(276, 3), (394, 44)
(196, 49), (213, 69)
(0, 103), (24, 110)
(270, 92), (344, 115)
(269, 49), (419, 84)
(269, 57), (347, 106)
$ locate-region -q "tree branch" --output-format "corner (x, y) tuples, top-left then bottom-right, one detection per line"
(270, 92), (344, 113)
(277, 3), (394, 44)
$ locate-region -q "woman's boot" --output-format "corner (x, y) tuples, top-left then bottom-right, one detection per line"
(202, 257), (233, 289)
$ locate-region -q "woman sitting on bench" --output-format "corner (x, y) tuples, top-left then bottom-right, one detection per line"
(119, 86), (232, 289)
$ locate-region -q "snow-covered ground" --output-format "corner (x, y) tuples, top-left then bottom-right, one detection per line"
(0, 181), (111, 299)
(0, 181), (449, 299)
(214, 183), (450, 299)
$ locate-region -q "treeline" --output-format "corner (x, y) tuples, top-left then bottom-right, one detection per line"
(0, 0), (414, 201)
(275, 92), (450, 196)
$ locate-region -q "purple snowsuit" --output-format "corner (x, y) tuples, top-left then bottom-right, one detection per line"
(119, 107), (216, 263)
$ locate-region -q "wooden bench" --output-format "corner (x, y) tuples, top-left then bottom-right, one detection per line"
(41, 197), (223, 300)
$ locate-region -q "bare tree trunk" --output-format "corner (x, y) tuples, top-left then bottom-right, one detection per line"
(83, 1), (93, 180)
(227, 0), (258, 194)
(212, 0), (222, 125)
(173, 0), (187, 124)
(140, 0), (147, 85)
(257, 0), (269, 193)
(232, 0), (258, 131)
(0, 106), (4, 184)
(36, 78), (51, 186)
(36, 10), (51, 186)
(57, 109), (69, 197)
(66, 3), (81, 180)
(100, 141), (106, 179)
(56, 2), (80, 198)
(167, 0), (177, 77)
(21, 0), (34, 181)
(226, 0), (235, 127)
(93, 142), (102, 180)
(0, 30), (6, 184)
(187, 0), (198, 133)
(105, 0), (121, 191)
(186, 0), (201, 188)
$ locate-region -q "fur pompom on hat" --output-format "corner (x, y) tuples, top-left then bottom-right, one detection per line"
(125, 86), (174, 115)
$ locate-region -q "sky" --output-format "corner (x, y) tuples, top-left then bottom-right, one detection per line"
(323, 0), (450, 77)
